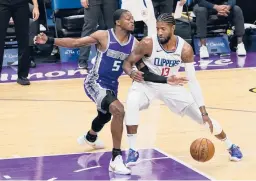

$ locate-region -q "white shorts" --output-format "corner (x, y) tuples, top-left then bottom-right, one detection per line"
(125, 82), (223, 135)
(127, 81), (195, 115)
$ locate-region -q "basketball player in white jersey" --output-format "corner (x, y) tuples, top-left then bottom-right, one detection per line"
(123, 13), (243, 167)
(34, 10), (189, 175)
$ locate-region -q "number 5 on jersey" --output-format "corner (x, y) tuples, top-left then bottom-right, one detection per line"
(161, 67), (170, 76)
(112, 60), (122, 71)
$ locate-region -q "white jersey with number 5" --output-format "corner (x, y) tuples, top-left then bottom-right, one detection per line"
(142, 34), (185, 77)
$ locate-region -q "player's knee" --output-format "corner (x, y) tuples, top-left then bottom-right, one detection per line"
(91, 112), (112, 132)
(98, 112), (112, 124)
(126, 92), (141, 111)
(111, 104), (125, 119)
(125, 100), (140, 126)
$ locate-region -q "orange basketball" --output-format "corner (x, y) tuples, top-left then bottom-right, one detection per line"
(190, 138), (215, 162)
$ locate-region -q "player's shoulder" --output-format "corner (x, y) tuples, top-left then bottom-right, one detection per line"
(140, 36), (153, 46)
(91, 30), (109, 39)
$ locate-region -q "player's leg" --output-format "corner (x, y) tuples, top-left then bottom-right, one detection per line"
(80, 85), (131, 174)
(77, 84), (112, 149)
(161, 85), (242, 161)
(125, 82), (152, 166)
(183, 103), (243, 161)
(77, 110), (111, 149)
(102, 91), (131, 175)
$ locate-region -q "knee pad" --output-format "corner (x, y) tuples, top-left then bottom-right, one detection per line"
(92, 111), (112, 132)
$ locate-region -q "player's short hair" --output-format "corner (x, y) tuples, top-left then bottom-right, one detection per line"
(157, 13), (176, 25)
(113, 9), (130, 25)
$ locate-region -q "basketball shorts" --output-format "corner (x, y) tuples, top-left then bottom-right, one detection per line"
(84, 79), (118, 114)
(127, 81), (195, 116)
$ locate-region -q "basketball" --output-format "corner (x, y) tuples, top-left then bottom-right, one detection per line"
(190, 138), (215, 162)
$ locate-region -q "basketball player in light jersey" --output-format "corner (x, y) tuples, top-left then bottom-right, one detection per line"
(123, 13), (243, 167)
(34, 10), (187, 174)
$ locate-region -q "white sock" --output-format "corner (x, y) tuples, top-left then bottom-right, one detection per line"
(222, 137), (233, 149)
(127, 134), (137, 151)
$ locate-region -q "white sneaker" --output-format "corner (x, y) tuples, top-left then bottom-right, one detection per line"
(200, 45), (209, 59)
(237, 43), (247, 56)
(109, 155), (131, 175)
(77, 135), (105, 149)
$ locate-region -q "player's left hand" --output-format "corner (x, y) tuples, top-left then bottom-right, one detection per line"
(130, 70), (144, 82)
(167, 75), (188, 86)
(202, 115), (213, 134)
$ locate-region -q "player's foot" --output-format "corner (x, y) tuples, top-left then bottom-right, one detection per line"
(228, 144), (243, 161)
(236, 42), (247, 56)
(126, 149), (140, 167)
(77, 135), (105, 149)
(199, 45), (209, 59)
(109, 155), (131, 175)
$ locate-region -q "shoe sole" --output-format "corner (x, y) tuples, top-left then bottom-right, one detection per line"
(77, 136), (105, 149)
(126, 160), (140, 167)
(108, 166), (131, 175)
(230, 156), (242, 161)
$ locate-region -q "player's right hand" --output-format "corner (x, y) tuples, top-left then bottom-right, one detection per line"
(202, 115), (213, 134)
(34, 33), (48, 45)
(167, 75), (188, 86)
(130, 70), (144, 82)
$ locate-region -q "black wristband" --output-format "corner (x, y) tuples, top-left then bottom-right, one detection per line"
(140, 66), (168, 83)
(46, 37), (55, 45)
(144, 72), (167, 83)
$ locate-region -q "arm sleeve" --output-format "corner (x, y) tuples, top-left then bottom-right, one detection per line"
(184, 63), (205, 107)
(140, 66), (167, 83)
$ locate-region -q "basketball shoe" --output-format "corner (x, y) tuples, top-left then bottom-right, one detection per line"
(109, 155), (131, 175)
(228, 144), (243, 161)
(77, 134), (105, 149)
(126, 149), (140, 167)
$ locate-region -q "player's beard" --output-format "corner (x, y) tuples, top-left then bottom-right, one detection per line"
(157, 35), (171, 45)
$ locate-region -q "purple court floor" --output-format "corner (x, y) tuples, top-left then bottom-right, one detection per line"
(0, 149), (211, 180)
(0, 53), (256, 83)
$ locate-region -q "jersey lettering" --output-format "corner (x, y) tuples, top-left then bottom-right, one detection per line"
(154, 58), (180, 67)
(112, 60), (122, 71)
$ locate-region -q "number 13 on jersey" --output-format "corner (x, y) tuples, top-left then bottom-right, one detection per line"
(161, 67), (170, 76)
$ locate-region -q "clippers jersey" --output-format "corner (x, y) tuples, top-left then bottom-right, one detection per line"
(142, 34), (185, 77)
(85, 29), (135, 92)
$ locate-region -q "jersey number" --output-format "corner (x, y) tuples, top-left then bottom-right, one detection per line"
(112, 60), (122, 71)
(161, 67), (170, 76)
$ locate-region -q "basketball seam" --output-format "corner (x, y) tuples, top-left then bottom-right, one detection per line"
(204, 139), (209, 162)
(198, 138), (204, 161)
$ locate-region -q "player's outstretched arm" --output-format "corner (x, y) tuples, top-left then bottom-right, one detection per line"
(34, 31), (105, 48)
(182, 42), (205, 110)
(182, 42), (213, 132)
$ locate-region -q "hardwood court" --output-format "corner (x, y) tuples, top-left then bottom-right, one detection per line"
(0, 68), (255, 180)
